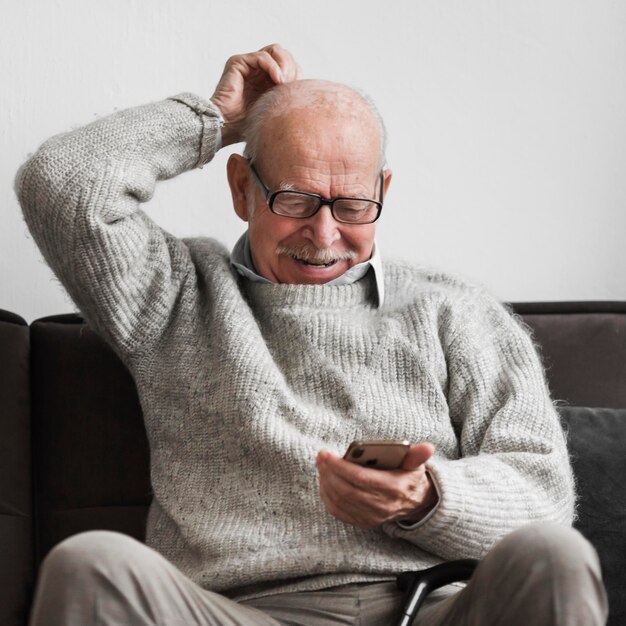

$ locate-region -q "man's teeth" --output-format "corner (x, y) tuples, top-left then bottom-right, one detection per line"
(295, 257), (337, 267)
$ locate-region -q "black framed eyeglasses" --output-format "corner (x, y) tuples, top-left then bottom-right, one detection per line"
(248, 160), (384, 224)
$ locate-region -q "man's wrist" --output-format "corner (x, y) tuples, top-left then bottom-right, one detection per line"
(399, 497), (438, 524)
(397, 471), (439, 525)
(169, 93), (225, 165)
(208, 99), (243, 148)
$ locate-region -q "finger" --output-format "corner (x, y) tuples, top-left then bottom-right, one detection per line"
(401, 442), (436, 471)
(261, 44), (300, 82)
(320, 461), (384, 511)
(318, 474), (381, 529)
(318, 453), (409, 519)
(250, 49), (284, 84)
(320, 495), (371, 528)
(318, 450), (396, 493)
(230, 50), (283, 85)
(318, 455), (387, 515)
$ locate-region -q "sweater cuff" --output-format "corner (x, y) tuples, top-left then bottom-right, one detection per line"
(168, 93), (224, 168)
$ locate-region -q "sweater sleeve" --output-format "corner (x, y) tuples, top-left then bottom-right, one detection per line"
(16, 94), (222, 356)
(383, 289), (576, 560)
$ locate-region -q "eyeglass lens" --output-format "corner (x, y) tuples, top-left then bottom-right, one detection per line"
(272, 192), (379, 223)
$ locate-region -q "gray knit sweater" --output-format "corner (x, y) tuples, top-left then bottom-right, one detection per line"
(16, 94), (575, 601)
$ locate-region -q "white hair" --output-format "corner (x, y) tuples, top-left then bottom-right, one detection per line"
(243, 80), (387, 170)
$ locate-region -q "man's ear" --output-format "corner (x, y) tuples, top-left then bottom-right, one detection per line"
(227, 154), (253, 222)
(382, 168), (393, 198)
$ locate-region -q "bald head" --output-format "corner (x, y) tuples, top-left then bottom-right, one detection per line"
(243, 80), (387, 170)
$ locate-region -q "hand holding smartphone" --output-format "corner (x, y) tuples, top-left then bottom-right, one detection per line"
(343, 439), (410, 470)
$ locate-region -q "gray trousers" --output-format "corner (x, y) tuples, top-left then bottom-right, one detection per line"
(29, 523), (608, 626)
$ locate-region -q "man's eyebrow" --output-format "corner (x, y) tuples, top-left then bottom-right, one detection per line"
(276, 181), (373, 198)
(278, 181), (297, 192)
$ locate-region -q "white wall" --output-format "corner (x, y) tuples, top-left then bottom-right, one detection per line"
(2, 0), (625, 322)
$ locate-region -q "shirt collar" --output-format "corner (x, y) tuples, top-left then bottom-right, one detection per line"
(230, 231), (385, 307)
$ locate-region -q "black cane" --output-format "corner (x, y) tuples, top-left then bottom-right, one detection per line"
(395, 559), (479, 626)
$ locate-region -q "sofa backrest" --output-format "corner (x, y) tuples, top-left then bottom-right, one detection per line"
(0, 310), (32, 626)
(29, 314), (150, 563)
(514, 301), (626, 407)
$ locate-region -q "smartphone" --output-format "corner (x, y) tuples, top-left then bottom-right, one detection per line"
(343, 439), (410, 470)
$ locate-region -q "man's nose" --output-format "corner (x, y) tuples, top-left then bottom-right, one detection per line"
(304, 205), (341, 248)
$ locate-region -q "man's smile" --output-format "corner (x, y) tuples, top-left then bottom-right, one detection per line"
(293, 257), (338, 267)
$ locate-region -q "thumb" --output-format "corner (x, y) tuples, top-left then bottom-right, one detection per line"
(401, 442), (435, 471)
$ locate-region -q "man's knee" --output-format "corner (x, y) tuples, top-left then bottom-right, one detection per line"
(458, 523), (608, 626)
(491, 522), (601, 578)
(42, 530), (148, 581)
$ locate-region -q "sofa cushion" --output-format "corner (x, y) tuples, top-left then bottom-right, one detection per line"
(559, 406), (626, 626)
(30, 314), (151, 563)
(0, 309), (32, 626)
(515, 302), (626, 408)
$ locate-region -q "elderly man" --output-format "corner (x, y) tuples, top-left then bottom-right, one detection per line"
(18, 45), (607, 626)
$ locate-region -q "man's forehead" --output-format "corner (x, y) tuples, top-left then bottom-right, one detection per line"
(259, 106), (381, 173)
(267, 107), (375, 143)
(257, 134), (380, 201)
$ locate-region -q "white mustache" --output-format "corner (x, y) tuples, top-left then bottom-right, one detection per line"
(276, 244), (357, 264)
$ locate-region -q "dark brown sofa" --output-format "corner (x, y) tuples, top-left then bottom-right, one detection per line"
(1, 302), (625, 626)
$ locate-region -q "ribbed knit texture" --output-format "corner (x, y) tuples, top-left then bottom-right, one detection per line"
(16, 95), (576, 601)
